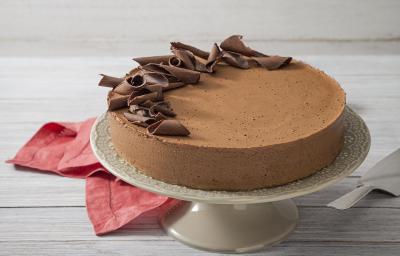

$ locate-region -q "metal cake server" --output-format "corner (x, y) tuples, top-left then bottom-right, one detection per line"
(328, 148), (400, 210)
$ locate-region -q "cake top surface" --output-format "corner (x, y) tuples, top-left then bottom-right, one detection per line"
(114, 61), (345, 148)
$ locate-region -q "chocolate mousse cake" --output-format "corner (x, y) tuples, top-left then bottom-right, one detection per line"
(98, 35), (346, 191)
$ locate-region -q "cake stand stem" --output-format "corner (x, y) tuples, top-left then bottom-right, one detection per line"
(159, 199), (299, 253)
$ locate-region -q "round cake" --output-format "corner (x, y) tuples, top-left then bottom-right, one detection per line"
(107, 61), (346, 190)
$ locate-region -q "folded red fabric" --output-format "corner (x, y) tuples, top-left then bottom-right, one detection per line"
(6, 118), (171, 235)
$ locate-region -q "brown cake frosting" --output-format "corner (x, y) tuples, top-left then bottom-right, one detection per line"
(106, 63), (345, 190)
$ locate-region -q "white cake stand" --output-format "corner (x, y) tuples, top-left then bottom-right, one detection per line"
(90, 107), (370, 253)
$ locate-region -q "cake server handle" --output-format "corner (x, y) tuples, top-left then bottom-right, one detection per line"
(327, 185), (374, 210)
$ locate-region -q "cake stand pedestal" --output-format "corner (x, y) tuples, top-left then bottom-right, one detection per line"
(90, 107), (370, 253)
(160, 200), (298, 253)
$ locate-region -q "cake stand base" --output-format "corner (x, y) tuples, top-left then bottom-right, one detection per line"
(160, 199), (298, 253)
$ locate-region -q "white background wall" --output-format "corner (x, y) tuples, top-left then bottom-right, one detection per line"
(1, 0), (399, 56)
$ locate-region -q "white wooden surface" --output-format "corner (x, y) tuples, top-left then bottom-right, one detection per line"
(1, 0), (400, 56)
(0, 56), (400, 255)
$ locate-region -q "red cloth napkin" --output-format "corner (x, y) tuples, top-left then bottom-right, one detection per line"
(6, 118), (174, 235)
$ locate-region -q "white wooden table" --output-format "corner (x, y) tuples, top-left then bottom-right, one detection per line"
(1, 56), (400, 255)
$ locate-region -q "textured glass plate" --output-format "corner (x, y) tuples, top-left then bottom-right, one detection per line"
(90, 107), (370, 204)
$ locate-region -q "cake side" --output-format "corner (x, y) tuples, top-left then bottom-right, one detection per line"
(108, 108), (345, 190)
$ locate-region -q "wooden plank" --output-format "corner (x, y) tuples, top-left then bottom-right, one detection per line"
(1, 207), (400, 242)
(0, 174), (85, 207)
(1, 240), (400, 256)
(1, 56), (400, 76)
(2, 40), (400, 56)
(1, 172), (399, 208)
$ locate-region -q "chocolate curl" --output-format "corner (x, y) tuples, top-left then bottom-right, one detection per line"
(220, 35), (266, 57)
(150, 104), (176, 117)
(153, 112), (168, 121)
(141, 100), (171, 109)
(142, 64), (200, 84)
(140, 64), (178, 82)
(128, 91), (163, 105)
(168, 56), (183, 67)
(123, 112), (156, 127)
(133, 55), (173, 66)
(146, 82), (186, 93)
(160, 65), (201, 84)
(144, 72), (169, 86)
(253, 56), (292, 70)
(98, 74), (124, 88)
(126, 73), (146, 90)
(129, 104), (148, 117)
(144, 84), (164, 93)
(126, 71), (169, 93)
(107, 91), (129, 110)
(206, 43), (223, 72)
(136, 100), (175, 118)
(147, 119), (190, 136)
(113, 80), (134, 95)
(170, 42), (210, 60)
(171, 47), (208, 72)
(137, 72), (169, 93)
(171, 48), (196, 70)
(140, 100), (156, 108)
(221, 51), (250, 69)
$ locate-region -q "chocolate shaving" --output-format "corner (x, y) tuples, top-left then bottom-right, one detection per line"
(126, 73), (146, 90)
(126, 71), (169, 93)
(141, 100), (171, 109)
(144, 84), (164, 93)
(140, 64), (179, 82)
(134, 100), (175, 118)
(144, 72), (169, 86)
(113, 80), (134, 95)
(124, 112), (156, 127)
(142, 64), (200, 84)
(205, 43), (223, 72)
(147, 82), (185, 92)
(160, 65), (201, 84)
(170, 42), (210, 60)
(220, 35), (266, 57)
(98, 74), (124, 88)
(129, 104), (148, 117)
(153, 112), (168, 121)
(221, 51), (250, 69)
(171, 48), (196, 70)
(128, 91), (163, 106)
(171, 47), (208, 72)
(133, 55), (172, 66)
(150, 104), (176, 117)
(168, 56), (183, 67)
(107, 91), (129, 110)
(253, 56), (292, 70)
(127, 90), (147, 101)
(140, 100), (153, 108)
(147, 119), (190, 136)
